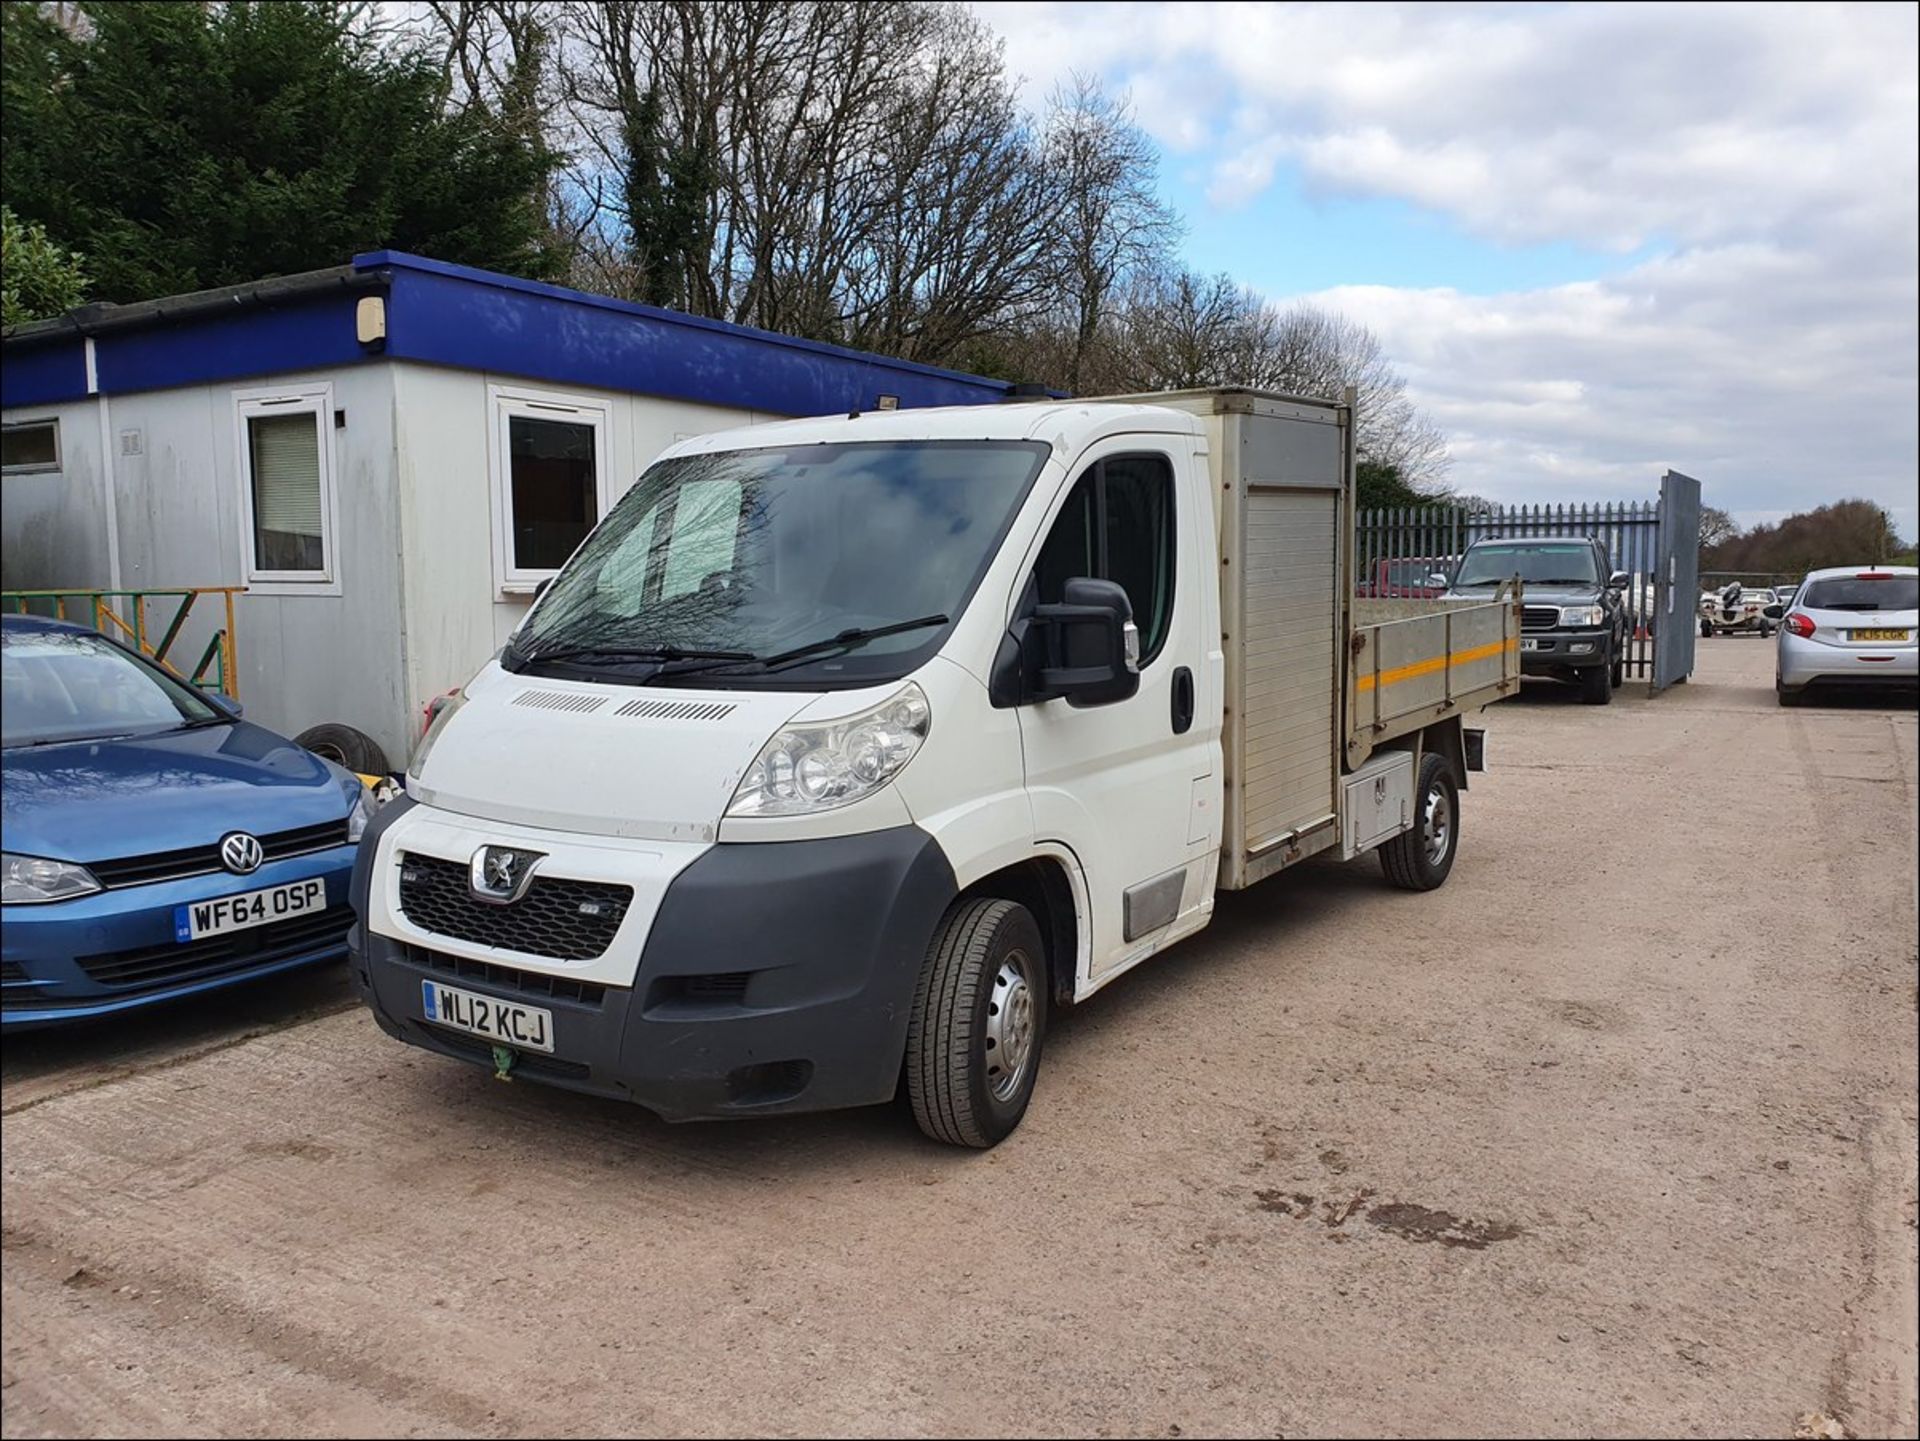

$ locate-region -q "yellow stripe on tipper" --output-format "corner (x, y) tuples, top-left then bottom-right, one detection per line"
(1355, 636), (1518, 693)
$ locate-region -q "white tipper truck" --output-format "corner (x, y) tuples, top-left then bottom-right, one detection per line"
(349, 388), (1520, 1147)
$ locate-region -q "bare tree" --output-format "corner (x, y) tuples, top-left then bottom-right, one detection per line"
(1039, 75), (1178, 392)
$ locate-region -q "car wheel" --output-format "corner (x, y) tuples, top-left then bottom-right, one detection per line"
(1699, 618), (1714, 638)
(1579, 661), (1612, 705)
(906, 898), (1048, 1149)
(1759, 622), (1774, 638)
(1777, 680), (1804, 707)
(1609, 640), (1625, 689)
(1380, 753), (1460, 892)
(294, 722), (389, 776)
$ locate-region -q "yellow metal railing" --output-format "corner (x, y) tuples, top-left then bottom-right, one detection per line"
(1, 587), (244, 697)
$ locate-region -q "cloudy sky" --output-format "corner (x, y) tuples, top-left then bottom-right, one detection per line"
(975, 1), (1919, 536)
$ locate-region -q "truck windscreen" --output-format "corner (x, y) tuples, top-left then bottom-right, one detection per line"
(509, 439), (1050, 686)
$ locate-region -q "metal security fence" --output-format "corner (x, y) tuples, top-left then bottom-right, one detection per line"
(1356, 487), (1698, 689)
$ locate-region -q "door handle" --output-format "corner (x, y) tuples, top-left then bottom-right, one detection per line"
(1171, 666), (1194, 734)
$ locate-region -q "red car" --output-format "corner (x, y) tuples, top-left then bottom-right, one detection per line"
(1357, 556), (1452, 599)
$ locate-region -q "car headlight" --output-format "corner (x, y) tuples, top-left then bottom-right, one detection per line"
(2, 853), (102, 905)
(407, 690), (466, 781)
(1560, 605), (1606, 627)
(346, 786), (374, 843)
(727, 683), (931, 818)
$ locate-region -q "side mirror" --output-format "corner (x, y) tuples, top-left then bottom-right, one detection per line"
(1022, 577), (1140, 707)
(1427, 572), (1450, 589)
(209, 690), (244, 720)
(1608, 570), (1630, 589)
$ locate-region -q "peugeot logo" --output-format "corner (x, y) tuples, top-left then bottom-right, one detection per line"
(470, 844), (544, 904)
(220, 832), (264, 875)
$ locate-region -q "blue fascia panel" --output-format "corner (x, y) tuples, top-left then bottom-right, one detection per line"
(95, 292), (374, 397)
(365, 252), (1009, 413)
(1, 339), (89, 409)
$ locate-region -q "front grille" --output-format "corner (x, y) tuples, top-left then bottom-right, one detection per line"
(396, 853), (631, 961)
(400, 943), (607, 1008)
(1521, 605), (1560, 631)
(89, 819), (352, 889)
(74, 905), (351, 991)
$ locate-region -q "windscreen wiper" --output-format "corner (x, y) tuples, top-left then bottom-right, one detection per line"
(750, 614), (950, 671)
(524, 643), (756, 668)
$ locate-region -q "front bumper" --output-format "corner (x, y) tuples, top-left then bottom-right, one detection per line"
(1778, 632), (1918, 689)
(2, 848), (356, 1028)
(1519, 628), (1610, 673)
(352, 797), (958, 1121)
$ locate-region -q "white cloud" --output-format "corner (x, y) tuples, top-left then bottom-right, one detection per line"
(974, 1), (1919, 536)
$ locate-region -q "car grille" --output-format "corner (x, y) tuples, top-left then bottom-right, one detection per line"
(399, 942), (608, 1008)
(74, 905), (351, 991)
(88, 819), (352, 889)
(1521, 605), (1560, 631)
(395, 853), (631, 961)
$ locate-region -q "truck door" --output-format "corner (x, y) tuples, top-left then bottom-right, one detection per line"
(1014, 443), (1217, 979)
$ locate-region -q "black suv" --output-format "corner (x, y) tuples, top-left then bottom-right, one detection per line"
(1440, 535), (1629, 704)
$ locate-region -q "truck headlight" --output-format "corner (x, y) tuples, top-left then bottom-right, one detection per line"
(727, 684), (931, 817)
(407, 690), (466, 781)
(1559, 605), (1606, 627)
(2, 853), (102, 905)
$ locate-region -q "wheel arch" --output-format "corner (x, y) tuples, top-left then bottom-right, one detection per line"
(954, 851), (1086, 1008)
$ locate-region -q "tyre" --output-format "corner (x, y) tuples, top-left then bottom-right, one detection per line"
(1759, 622), (1774, 638)
(1776, 680), (1804, 707)
(906, 898), (1048, 1149)
(1578, 660), (1612, 705)
(1699, 618), (1714, 638)
(294, 722), (389, 776)
(1380, 753), (1460, 892)
(1609, 640), (1625, 689)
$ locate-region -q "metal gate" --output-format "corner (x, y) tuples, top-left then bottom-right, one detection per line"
(1651, 470), (1700, 692)
(1355, 498), (1665, 680)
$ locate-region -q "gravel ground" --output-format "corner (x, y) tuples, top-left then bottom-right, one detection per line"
(3, 637), (1915, 1439)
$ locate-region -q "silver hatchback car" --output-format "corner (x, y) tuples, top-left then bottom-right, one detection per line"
(1776, 565), (1918, 705)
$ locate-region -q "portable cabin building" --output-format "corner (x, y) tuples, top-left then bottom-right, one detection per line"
(0, 252), (1015, 770)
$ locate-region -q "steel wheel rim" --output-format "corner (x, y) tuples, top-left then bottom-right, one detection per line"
(1423, 785), (1453, 866)
(984, 949), (1037, 1102)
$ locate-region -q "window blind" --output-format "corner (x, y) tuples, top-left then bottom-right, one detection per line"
(249, 411), (324, 571)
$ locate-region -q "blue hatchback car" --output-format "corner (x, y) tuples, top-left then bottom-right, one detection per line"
(2, 614), (367, 1028)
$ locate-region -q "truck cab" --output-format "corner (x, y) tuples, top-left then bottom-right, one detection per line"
(350, 392), (1516, 1147)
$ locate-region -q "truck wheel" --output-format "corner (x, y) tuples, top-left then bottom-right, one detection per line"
(906, 898), (1047, 1149)
(1380, 754), (1459, 892)
(295, 722), (389, 776)
(1578, 661), (1612, 705)
(1609, 641), (1625, 689)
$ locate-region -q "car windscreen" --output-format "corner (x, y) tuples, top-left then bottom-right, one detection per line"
(510, 440), (1051, 687)
(1453, 542), (1599, 588)
(2, 628), (221, 747)
(1798, 575), (1920, 612)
